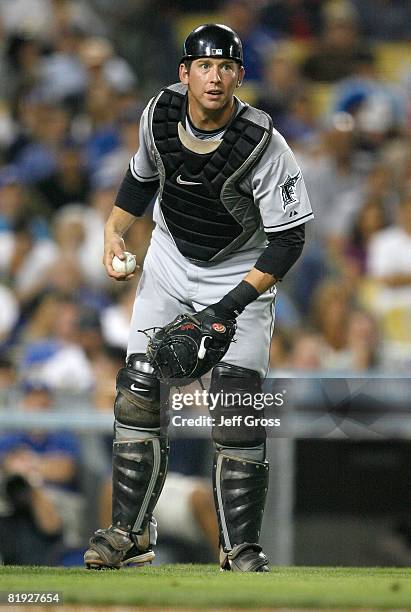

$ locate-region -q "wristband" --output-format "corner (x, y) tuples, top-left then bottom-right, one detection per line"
(212, 280), (259, 319)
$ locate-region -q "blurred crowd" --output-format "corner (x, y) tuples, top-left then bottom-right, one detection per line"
(0, 0), (410, 565)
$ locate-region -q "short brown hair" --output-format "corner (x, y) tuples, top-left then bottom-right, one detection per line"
(183, 59), (193, 73)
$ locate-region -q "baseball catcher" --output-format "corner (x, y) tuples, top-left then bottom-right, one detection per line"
(84, 23), (313, 573)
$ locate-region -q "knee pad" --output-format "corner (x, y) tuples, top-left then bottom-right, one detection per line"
(115, 353), (161, 431)
(210, 362), (266, 448)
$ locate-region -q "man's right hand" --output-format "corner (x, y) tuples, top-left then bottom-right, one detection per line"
(103, 205), (139, 281)
(103, 233), (137, 281)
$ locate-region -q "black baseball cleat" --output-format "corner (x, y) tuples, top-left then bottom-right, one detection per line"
(84, 525), (155, 570)
(220, 543), (269, 572)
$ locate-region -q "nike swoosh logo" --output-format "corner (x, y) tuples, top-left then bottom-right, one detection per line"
(130, 384), (148, 392)
(176, 175), (202, 186)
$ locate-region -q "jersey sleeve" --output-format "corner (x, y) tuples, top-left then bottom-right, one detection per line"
(129, 102), (159, 183)
(252, 142), (314, 233)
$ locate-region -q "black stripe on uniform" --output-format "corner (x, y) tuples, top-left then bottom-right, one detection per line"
(264, 212), (313, 230)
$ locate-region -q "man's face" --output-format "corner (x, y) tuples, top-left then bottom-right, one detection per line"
(179, 58), (244, 114)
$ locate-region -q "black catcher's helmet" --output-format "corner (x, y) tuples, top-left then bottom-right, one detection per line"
(181, 24), (243, 65)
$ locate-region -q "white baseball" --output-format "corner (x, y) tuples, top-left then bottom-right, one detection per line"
(112, 252), (137, 274)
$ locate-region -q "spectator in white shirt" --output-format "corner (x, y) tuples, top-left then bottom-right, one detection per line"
(368, 193), (411, 299)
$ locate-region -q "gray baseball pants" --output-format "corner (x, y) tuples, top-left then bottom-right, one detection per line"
(127, 226), (275, 377)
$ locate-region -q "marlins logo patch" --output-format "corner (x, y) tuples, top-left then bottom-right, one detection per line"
(279, 172), (301, 210)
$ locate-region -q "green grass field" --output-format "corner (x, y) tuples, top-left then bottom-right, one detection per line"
(1, 565), (411, 609)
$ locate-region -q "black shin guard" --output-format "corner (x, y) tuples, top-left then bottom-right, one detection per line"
(112, 436), (169, 534)
(213, 451), (269, 552)
(210, 362), (269, 554)
(112, 353), (169, 535)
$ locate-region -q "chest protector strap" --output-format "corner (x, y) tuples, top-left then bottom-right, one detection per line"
(151, 86), (272, 263)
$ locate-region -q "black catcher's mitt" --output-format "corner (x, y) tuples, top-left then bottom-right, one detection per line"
(143, 309), (236, 384)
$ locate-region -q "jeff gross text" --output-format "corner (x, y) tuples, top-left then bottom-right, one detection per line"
(171, 414), (280, 427)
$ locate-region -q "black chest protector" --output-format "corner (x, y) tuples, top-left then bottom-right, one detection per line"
(151, 86), (272, 264)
